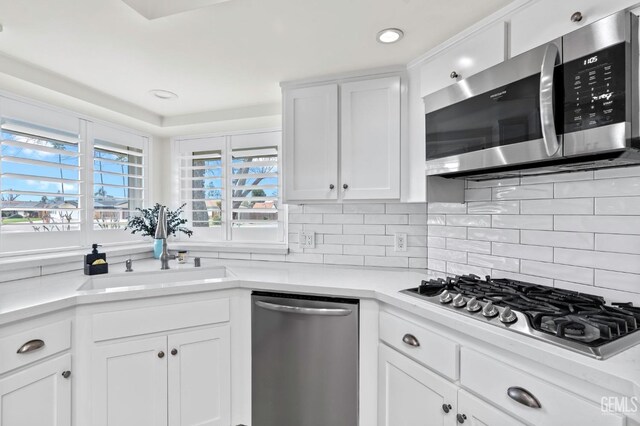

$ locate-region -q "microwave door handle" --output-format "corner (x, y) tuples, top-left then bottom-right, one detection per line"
(540, 43), (561, 157)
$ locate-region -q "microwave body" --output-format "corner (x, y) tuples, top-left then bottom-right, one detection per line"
(425, 11), (640, 179)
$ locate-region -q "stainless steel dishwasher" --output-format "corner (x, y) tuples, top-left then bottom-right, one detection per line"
(252, 291), (359, 426)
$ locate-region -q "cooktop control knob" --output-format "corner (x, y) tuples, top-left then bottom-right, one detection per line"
(452, 293), (466, 308)
(499, 306), (517, 324)
(466, 297), (482, 313)
(439, 290), (453, 304)
(482, 301), (499, 318)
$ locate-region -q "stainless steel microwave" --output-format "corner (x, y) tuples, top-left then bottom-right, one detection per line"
(424, 11), (640, 179)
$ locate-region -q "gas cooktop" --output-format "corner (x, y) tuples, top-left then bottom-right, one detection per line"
(402, 274), (640, 359)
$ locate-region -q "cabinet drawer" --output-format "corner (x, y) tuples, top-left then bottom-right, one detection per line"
(460, 348), (624, 426)
(92, 298), (229, 342)
(379, 311), (458, 380)
(0, 320), (71, 375)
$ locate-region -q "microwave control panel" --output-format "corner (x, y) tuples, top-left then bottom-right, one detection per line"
(563, 42), (626, 134)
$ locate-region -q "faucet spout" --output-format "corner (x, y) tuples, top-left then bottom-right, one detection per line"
(155, 206), (170, 270)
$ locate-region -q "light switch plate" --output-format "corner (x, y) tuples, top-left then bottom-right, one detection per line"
(299, 231), (316, 249)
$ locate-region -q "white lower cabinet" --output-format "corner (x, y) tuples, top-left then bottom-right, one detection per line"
(0, 354), (71, 426)
(92, 325), (230, 426)
(457, 389), (525, 426)
(378, 343), (458, 425)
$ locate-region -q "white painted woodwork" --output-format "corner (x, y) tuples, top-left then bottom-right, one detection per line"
(510, 0), (639, 57)
(379, 311), (459, 380)
(457, 390), (526, 426)
(420, 21), (506, 98)
(460, 348), (625, 426)
(0, 320), (71, 375)
(0, 354), (71, 426)
(92, 298), (229, 341)
(168, 326), (231, 426)
(340, 76), (401, 200)
(283, 84), (339, 201)
(92, 336), (168, 426)
(378, 343), (458, 426)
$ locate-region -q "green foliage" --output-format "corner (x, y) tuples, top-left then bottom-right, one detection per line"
(125, 203), (193, 238)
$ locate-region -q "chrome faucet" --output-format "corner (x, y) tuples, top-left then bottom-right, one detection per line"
(154, 206), (171, 270)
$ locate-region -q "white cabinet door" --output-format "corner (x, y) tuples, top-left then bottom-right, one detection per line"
(168, 326), (230, 426)
(92, 336), (168, 426)
(0, 354), (71, 426)
(420, 22), (506, 97)
(283, 84), (339, 202)
(340, 76), (401, 200)
(510, 0), (638, 57)
(378, 343), (457, 426)
(457, 390), (526, 426)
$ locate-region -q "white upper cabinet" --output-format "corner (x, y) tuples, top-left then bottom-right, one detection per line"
(283, 84), (339, 201)
(340, 76), (400, 200)
(510, 0), (640, 57)
(420, 21), (506, 98)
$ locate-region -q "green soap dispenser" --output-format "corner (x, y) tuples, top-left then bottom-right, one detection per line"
(84, 243), (108, 275)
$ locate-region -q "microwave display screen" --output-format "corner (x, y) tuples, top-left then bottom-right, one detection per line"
(563, 42), (626, 134)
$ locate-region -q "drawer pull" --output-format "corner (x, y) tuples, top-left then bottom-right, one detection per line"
(507, 386), (541, 408)
(456, 413), (466, 423)
(402, 333), (420, 347)
(17, 339), (45, 354)
(442, 403), (451, 413)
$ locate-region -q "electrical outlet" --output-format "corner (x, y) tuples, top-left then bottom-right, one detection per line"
(394, 233), (407, 252)
(299, 231), (316, 249)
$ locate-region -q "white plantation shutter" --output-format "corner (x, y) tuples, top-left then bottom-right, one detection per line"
(175, 131), (284, 243)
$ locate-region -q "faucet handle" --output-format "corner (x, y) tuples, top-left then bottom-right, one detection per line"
(125, 259), (133, 272)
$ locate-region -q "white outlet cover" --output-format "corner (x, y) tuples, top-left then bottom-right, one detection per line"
(394, 233), (407, 252)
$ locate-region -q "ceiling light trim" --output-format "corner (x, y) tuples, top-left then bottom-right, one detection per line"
(376, 28), (404, 44)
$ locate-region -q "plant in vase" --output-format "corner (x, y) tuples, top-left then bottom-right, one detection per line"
(125, 203), (193, 258)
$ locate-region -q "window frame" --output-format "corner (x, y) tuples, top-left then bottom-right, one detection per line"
(172, 129), (286, 246)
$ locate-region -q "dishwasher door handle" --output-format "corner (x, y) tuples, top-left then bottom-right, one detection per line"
(255, 300), (353, 316)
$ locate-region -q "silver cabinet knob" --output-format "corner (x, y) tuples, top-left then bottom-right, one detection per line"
(507, 387), (541, 408)
(342, 183), (349, 189)
(402, 333), (420, 347)
(499, 306), (518, 324)
(158, 351), (165, 359)
(452, 294), (466, 308)
(171, 348), (178, 356)
(457, 413), (467, 423)
(466, 297), (481, 313)
(482, 301), (498, 318)
(571, 11), (583, 22)
(329, 184), (335, 190)
(442, 403), (452, 413)
(62, 370), (71, 379)
(439, 290), (452, 304)
(450, 71), (460, 79)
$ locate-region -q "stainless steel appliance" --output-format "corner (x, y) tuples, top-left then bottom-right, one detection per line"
(252, 292), (359, 426)
(402, 275), (640, 359)
(425, 11), (640, 179)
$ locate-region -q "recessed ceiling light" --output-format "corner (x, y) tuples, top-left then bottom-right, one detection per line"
(377, 28), (404, 44)
(149, 89), (178, 100)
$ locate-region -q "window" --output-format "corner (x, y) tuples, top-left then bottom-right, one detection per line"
(0, 96), (149, 253)
(175, 130), (285, 244)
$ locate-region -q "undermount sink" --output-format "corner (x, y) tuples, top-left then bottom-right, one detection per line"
(78, 266), (230, 292)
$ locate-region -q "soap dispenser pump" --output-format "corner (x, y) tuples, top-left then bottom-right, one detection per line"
(84, 243), (108, 275)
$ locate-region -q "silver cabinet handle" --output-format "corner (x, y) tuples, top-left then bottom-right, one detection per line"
(571, 11), (583, 23)
(450, 71), (460, 79)
(342, 183), (349, 190)
(402, 333), (420, 347)
(62, 371), (71, 379)
(539, 43), (561, 157)
(17, 339), (45, 354)
(507, 386), (542, 408)
(255, 300), (353, 316)
(329, 184), (335, 190)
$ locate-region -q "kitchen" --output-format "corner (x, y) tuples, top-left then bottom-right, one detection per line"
(0, 0), (639, 425)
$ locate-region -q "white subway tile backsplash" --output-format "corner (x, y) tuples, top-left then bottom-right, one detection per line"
(344, 245), (385, 256)
(492, 215), (553, 230)
(409, 258), (428, 269)
(554, 248), (640, 275)
(304, 204), (343, 214)
(365, 256), (409, 268)
(446, 215), (491, 227)
(343, 224), (386, 235)
(520, 198), (593, 215)
(555, 216), (640, 234)
(428, 203), (467, 214)
(520, 171), (593, 185)
(467, 227), (519, 243)
(428, 248), (467, 263)
(464, 188), (492, 201)
(521, 230), (593, 249)
(521, 260), (593, 285)
(409, 214), (428, 225)
(557, 279), (640, 305)
(594, 165), (640, 179)
(303, 224), (343, 234)
(447, 262), (491, 278)
(490, 270), (553, 286)
(343, 203), (385, 214)
(428, 226), (467, 239)
(467, 201), (519, 215)
(427, 237), (447, 249)
(324, 234), (365, 245)
(386, 246), (428, 258)
(467, 177), (520, 188)
(493, 184), (553, 200)
(595, 196), (640, 215)
(492, 242), (553, 262)
(593, 270), (640, 294)
(468, 253), (519, 272)
(427, 215), (446, 225)
(289, 213), (322, 224)
(364, 214), (408, 225)
(595, 234), (640, 254)
(385, 203), (426, 214)
(428, 258), (446, 272)
(365, 235), (395, 246)
(408, 235), (427, 247)
(446, 238), (491, 254)
(323, 214), (364, 224)
(555, 177), (640, 198)
(304, 244), (343, 255)
(324, 254), (364, 266)
(386, 225), (427, 236)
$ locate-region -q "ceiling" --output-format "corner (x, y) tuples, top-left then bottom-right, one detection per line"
(0, 0), (513, 126)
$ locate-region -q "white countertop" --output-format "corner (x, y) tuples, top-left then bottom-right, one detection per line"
(1, 257), (639, 402)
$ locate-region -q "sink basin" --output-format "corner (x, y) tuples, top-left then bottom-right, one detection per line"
(78, 266), (230, 292)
